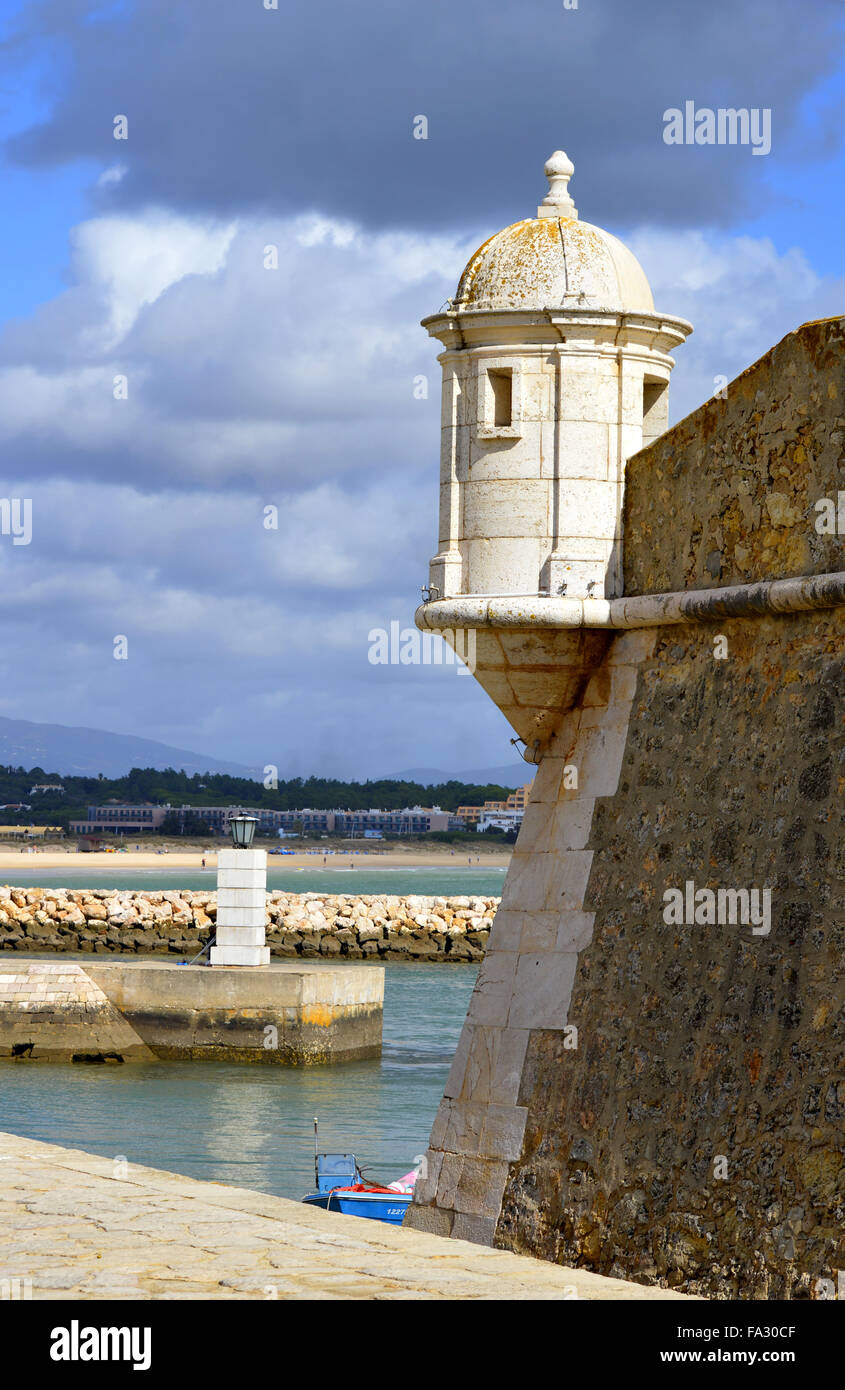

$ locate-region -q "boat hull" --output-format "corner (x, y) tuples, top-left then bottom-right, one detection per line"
(302, 1190), (412, 1224)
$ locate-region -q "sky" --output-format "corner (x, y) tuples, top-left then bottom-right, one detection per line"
(0, 0), (843, 779)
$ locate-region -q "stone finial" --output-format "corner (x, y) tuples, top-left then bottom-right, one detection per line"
(537, 149), (578, 220)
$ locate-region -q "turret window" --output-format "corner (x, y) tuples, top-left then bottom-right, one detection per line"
(488, 370), (513, 427)
(642, 379), (669, 447)
(477, 361), (522, 439)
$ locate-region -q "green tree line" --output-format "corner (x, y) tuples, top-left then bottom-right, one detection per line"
(0, 765), (521, 830)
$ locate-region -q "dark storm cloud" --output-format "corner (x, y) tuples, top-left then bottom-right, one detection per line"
(4, 0), (843, 232)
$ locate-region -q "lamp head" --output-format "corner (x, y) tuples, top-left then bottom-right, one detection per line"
(229, 815), (258, 848)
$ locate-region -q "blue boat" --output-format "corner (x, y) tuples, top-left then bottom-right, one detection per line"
(301, 1126), (415, 1225)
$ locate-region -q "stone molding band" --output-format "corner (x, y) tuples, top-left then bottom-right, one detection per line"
(416, 570), (845, 633)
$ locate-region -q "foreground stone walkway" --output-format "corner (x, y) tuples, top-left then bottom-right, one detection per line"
(0, 1131), (687, 1300)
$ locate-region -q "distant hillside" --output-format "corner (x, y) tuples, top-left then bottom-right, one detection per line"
(0, 716), (533, 790)
(0, 716), (260, 780)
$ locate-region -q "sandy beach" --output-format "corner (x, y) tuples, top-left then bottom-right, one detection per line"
(0, 847), (512, 871)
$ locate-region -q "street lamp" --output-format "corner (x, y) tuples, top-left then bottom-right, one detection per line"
(209, 814), (269, 967)
(229, 815), (258, 849)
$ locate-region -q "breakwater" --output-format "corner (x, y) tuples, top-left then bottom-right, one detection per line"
(0, 889), (496, 961)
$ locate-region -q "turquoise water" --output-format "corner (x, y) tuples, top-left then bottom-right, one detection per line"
(0, 962), (476, 1201)
(0, 866), (507, 895)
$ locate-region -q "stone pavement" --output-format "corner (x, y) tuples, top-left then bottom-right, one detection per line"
(0, 1131), (689, 1300)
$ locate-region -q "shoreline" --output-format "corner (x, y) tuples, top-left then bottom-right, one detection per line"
(0, 848), (512, 872)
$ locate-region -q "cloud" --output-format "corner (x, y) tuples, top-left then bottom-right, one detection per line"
(0, 477), (510, 773)
(0, 196), (843, 774)
(629, 228), (845, 419)
(0, 209), (474, 493)
(0, 202), (506, 771)
(2, 0), (841, 779)
(71, 212), (237, 345)
(3, 0), (844, 233)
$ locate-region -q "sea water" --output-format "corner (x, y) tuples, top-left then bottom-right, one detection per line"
(0, 961), (477, 1200)
(0, 866), (506, 896)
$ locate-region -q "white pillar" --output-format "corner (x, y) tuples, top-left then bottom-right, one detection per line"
(209, 848), (270, 967)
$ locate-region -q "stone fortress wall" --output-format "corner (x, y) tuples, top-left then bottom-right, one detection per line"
(625, 316), (845, 593)
(406, 317), (845, 1298)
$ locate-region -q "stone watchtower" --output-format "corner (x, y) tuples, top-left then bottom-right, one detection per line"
(425, 150), (691, 607)
(418, 153), (691, 758)
(407, 150), (845, 1299)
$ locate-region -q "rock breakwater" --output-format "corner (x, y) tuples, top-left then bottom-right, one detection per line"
(0, 889), (496, 961)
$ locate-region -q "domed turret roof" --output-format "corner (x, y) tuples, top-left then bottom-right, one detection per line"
(454, 151), (654, 315)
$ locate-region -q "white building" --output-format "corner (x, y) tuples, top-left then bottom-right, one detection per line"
(477, 808), (524, 833)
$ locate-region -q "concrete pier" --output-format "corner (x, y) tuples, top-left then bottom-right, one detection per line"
(0, 1131), (690, 1300)
(0, 958), (383, 1063)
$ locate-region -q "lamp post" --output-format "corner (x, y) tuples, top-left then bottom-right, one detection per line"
(209, 811), (269, 968)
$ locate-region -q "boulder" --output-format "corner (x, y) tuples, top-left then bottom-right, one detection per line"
(59, 907), (86, 927)
(357, 922), (382, 942)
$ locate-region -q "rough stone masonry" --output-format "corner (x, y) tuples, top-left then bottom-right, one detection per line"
(405, 150), (844, 1300)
